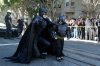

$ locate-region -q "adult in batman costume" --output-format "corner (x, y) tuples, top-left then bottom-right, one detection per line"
(3, 8), (55, 64)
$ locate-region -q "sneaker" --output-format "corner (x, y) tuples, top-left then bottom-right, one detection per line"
(56, 57), (61, 62)
(60, 56), (64, 60)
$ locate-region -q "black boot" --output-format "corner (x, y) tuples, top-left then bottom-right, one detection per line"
(40, 54), (46, 59)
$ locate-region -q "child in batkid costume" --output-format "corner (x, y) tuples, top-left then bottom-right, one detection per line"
(53, 14), (68, 62)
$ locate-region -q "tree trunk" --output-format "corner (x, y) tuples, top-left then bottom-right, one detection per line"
(90, 12), (93, 19)
(51, 10), (54, 22)
(87, 12), (90, 17)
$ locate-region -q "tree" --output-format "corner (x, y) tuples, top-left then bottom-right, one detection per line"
(1, 0), (63, 22)
(76, 0), (100, 18)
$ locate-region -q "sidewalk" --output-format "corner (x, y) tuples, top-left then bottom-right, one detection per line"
(64, 38), (98, 44)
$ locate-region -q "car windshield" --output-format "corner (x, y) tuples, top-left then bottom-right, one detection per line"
(0, 23), (17, 30)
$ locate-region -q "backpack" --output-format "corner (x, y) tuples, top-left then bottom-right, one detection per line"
(57, 24), (67, 37)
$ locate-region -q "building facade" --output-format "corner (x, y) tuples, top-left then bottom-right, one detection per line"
(56, 0), (100, 19)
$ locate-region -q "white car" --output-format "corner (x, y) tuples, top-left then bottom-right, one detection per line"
(0, 23), (18, 37)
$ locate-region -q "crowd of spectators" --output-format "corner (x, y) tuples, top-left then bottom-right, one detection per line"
(65, 17), (98, 41)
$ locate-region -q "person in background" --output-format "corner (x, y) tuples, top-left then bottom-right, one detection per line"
(96, 14), (100, 42)
(24, 20), (28, 28)
(4, 10), (12, 39)
(65, 19), (70, 40)
(80, 19), (85, 39)
(77, 18), (82, 39)
(85, 17), (92, 40)
(70, 19), (74, 38)
(73, 19), (78, 39)
(91, 18), (96, 40)
(17, 17), (25, 36)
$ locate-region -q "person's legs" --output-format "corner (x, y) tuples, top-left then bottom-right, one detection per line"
(8, 31), (12, 39)
(74, 28), (78, 38)
(67, 31), (70, 39)
(74, 28), (76, 38)
(8, 26), (12, 39)
(4, 28), (8, 39)
(98, 29), (100, 42)
(92, 29), (95, 40)
(76, 28), (78, 38)
(83, 30), (85, 39)
(78, 28), (80, 38)
(38, 37), (50, 53)
(37, 37), (50, 59)
(4, 26), (10, 39)
(82, 30), (83, 39)
(87, 28), (89, 40)
(71, 28), (74, 38)
(60, 39), (65, 59)
(56, 39), (62, 61)
(20, 26), (24, 36)
(89, 28), (92, 40)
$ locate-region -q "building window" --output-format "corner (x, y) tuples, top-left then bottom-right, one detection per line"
(66, 2), (69, 6)
(58, 4), (61, 8)
(71, 2), (75, 6)
(86, 0), (89, 3)
(91, 0), (93, 3)
(96, 0), (98, 2)
(66, 0), (69, 6)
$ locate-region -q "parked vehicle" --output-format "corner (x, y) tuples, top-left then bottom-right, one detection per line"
(0, 23), (19, 37)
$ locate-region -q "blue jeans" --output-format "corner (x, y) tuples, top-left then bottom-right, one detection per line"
(74, 28), (78, 38)
(67, 31), (70, 39)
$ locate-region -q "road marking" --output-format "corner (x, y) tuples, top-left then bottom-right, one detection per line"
(0, 43), (18, 46)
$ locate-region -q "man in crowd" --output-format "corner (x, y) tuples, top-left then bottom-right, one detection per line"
(85, 17), (92, 40)
(96, 14), (100, 42)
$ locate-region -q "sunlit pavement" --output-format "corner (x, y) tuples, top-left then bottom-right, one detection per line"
(0, 37), (80, 66)
(0, 37), (100, 66)
(64, 38), (98, 44)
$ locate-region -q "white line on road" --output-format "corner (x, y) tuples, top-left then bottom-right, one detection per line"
(0, 43), (18, 46)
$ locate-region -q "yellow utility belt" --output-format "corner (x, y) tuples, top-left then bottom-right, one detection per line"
(57, 35), (64, 39)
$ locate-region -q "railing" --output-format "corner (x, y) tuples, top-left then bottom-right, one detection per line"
(66, 26), (98, 41)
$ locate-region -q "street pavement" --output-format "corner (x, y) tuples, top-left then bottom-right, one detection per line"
(0, 37), (100, 66)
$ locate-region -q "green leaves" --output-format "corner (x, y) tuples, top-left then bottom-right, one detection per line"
(3, 0), (21, 7)
(26, 7), (38, 17)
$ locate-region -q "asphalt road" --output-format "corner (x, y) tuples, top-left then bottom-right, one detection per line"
(64, 38), (100, 55)
(0, 37), (100, 66)
(0, 37), (78, 66)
